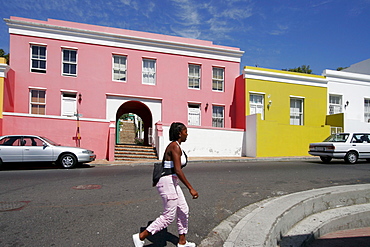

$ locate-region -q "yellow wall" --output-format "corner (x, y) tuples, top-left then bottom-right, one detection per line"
(245, 66), (330, 157)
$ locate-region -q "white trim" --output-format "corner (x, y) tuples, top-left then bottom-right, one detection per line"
(106, 93), (162, 101)
(29, 42), (47, 46)
(29, 86), (47, 90)
(323, 69), (370, 84)
(3, 112), (109, 123)
(60, 89), (78, 93)
(6, 18), (244, 63)
(249, 91), (266, 95)
(187, 101), (202, 105)
(290, 95), (305, 99)
(61, 45), (78, 50)
(0, 62), (9, 78)
(244, 68), (327, 87)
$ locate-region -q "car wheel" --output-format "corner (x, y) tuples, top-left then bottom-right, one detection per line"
(320, 156), (332, 163)
(0, 158), (3, 170)
(59, 153), (77, 169)
(344, 151), (358, 164)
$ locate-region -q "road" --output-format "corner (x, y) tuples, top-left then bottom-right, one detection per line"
(1, 159), (370, 246)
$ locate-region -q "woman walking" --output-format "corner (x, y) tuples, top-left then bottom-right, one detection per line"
(133, 122), (199, 247)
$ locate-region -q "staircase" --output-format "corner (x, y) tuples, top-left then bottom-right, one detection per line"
(114, 144), (158, 161)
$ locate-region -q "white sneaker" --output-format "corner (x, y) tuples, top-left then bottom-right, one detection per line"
(177, 241), (196, 247)
(132, 233), (144, 247)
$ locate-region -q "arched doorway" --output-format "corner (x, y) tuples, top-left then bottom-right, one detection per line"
(116, 101), (153, 146)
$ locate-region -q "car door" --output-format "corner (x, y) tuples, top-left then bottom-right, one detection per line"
(22, 136), (54, 162)
(351, 134), (370, 159)
(0, 136), (23, 162)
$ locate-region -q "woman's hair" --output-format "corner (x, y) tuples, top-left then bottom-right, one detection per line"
(169, 122), (186, 141)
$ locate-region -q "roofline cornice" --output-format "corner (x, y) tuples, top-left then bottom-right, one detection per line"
(323, 69), (370, 83)
(5, 18), (244, 62)
(0, 62), (9, 78)
(244, 67), (327, 87)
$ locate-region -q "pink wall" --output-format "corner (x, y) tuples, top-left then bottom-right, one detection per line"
(3, 115), (109, 158)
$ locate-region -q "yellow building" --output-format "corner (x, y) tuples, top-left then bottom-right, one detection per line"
(244, 66), (330, 157)
(0, 57), (9, 135)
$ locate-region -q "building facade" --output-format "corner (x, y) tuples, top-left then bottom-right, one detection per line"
(243, 66), (330, 157)
(324, 60), (370, 133)
(3, 17), (244, 160)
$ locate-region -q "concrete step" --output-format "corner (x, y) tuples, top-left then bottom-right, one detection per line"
(200, 184), (370, 247)
(114, 144), (157, 161)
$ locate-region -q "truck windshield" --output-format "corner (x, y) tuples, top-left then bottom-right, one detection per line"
(323, 133), (349, 142)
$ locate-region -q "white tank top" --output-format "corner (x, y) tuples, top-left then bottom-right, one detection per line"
(163, 141), (187, 168)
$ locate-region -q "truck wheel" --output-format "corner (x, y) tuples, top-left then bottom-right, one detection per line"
(344, 151), (358, 164)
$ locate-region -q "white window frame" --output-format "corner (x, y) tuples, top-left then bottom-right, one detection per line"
(212, 67), (224, 92)
(61, 92), (77, 117)
(290, 97), (304, 125)
(365, 98), (370, 123)
(30, 45), (47, 73)
(188, 104), (201, 126)
(188, 64), (201, 89)
(142, 58), (156, 85)
(249, 93), (264, 120)
(113, 55), (127, 82)
(62, 49), (77, 76)
(30, 89), (46, 115)
(329, 94), (342, 115)
(212, 105), (224, 128)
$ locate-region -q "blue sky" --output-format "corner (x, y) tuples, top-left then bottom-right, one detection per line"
(0, 0), (369, 74)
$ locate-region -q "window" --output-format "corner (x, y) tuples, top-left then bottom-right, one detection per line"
(142, 59), (156, 85)
(365, 98), (370, 123)
(61, 92), (77, 117)
(0, 136), (21, 146)
(188, 64), (200, 89)
(212, 67), (224, 91)
(290, 98), (304, 125)
(113, 55), (127, 81)
(31, 45), (46, 73)
(329, 95), (342, 115)
(62, 49), (77, 76)
(212, 106), (224, 127)
(22, 137), (44, 146)
(30, 89), (46, 115)
(188, 104), (201, 126)
(250, 93), (264, 120)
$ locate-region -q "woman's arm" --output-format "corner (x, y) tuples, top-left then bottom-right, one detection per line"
(171, 143), (198, 199)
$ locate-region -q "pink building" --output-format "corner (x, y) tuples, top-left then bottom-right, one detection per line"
(3, 17), (244, 160)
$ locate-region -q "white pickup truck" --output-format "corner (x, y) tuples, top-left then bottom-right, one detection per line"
(309, 133), (370, 164)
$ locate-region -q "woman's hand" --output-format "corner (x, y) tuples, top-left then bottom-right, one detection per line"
(190, 188), (199, 199)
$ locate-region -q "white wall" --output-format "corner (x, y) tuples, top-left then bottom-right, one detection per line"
(157, 124), (245, 158)
(246, 114), (258, 157)
(324, 70), (370, 132)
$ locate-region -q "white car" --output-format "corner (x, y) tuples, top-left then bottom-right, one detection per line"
(0, 135), (96, 169)
(309, 133), (370, 164)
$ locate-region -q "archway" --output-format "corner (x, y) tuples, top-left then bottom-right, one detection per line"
(116, 101), (153, 146)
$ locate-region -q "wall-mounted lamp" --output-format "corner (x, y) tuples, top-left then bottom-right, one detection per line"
(205, 103), (209, 111)
(78, 93), (82, 104)
(344, 100), (349, 109)
(267, 100), (272, 109)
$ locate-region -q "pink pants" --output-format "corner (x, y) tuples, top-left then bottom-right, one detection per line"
(146, 175), (189, 235)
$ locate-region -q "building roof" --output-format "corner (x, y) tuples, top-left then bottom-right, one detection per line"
(343, 58), (370, 75)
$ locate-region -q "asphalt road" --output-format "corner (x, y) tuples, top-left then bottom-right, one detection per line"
(1, 159), (370, 246)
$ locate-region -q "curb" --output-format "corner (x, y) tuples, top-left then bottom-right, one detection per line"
(199, 184), (370, 247)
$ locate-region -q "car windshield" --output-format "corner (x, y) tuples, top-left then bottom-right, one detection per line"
(323, 133), (349, 142)
(40, 136), (61, 146)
